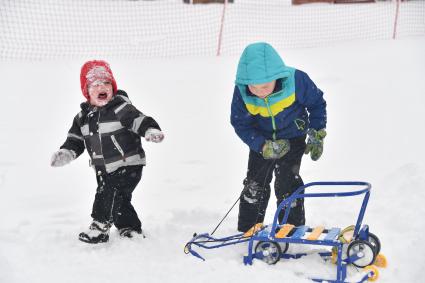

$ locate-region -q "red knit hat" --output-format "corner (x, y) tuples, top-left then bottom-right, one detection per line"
(80, 60), (117, 100)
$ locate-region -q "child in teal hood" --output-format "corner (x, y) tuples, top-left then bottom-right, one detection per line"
(230, 42), (327, 232)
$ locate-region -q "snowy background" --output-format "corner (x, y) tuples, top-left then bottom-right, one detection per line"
(1, 37), (424, 283)
(1, 1), (425, 283)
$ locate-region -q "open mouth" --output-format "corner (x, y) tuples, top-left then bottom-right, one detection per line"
(98, 93), (108, 100)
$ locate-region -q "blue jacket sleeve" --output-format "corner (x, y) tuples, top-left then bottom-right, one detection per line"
(230, 86), (266, 153)
(295, 70), (327, 130)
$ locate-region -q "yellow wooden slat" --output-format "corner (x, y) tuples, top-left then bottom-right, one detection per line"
(243, 223), (263, 237)
(276, 224), (295, 238)
(307, 226), (325, 240)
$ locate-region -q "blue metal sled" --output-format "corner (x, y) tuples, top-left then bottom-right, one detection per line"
(185, 181), (383, 282)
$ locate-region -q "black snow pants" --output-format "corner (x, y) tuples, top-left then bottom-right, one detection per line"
(91, 165), (143, 231)
(238, 136), (306, 233)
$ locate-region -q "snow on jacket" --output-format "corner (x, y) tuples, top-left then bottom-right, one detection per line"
(61, 90), (161, 173)
(231, 42), (327, 153)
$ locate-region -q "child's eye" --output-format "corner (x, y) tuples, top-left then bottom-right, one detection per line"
(89, 81), (111, 88)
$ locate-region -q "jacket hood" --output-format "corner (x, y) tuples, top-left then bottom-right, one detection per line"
(235, 42), (291, 85)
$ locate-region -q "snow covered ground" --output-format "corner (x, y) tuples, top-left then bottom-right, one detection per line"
(0, 37), (425, 282)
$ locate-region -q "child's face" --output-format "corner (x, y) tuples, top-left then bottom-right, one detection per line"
(88, 81), (113, 107)
(248, 80), (276, 99)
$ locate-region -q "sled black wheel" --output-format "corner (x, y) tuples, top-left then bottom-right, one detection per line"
(254, 241), (282, 265)
(347, 240), (376, 268)
(280, 242), (289, 254)
(367, 232), (381, 256)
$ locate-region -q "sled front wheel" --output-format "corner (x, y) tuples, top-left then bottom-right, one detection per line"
(254, 241), (282, 265)
(367, 232), (381, 255)
(347, 240), (375, 268)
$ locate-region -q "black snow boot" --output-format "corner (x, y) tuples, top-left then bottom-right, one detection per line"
(119, 227), (143, 238)
(79, 221), (111, 244)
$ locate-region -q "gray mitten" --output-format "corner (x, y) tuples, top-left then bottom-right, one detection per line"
(51, 149), (76, 167)
(145, 128), (164, 143)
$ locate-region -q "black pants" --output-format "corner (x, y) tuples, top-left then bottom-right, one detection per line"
(238, 136), (306, 233)
(91, 165), (143, 231)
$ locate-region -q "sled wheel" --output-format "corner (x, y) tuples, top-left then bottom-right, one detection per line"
(367, 232), (381, 255)
(254, 241), (282, 265)
(364, 265), (379, 281)
(347, 240), (375, 268)
(374, 253), (388, 268)
(280, 242), (289, 254)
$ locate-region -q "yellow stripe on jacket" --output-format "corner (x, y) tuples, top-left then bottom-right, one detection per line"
(245, 93), (296, 117)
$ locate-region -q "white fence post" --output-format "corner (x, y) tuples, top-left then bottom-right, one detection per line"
(392, 0), (401, 39)
(216, 0), (228, 56)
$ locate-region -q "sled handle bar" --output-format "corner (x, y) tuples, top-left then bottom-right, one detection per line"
(184, 232), (250, 261)
(271, 181), (371, 239)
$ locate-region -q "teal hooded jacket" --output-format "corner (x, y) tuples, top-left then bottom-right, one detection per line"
(231, 42), (327, 153)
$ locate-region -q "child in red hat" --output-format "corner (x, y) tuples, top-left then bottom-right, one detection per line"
(51, 60), (164, 244)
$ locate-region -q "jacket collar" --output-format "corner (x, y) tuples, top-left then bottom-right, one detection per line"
(80, 90), (129, 113)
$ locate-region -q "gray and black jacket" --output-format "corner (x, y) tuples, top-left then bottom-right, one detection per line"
(60, 90), (161, 174)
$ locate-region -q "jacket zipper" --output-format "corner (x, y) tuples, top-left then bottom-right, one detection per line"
(97, 110), (106, 168)
(264, 97), (277, 141)
(111, 135), (126, 161)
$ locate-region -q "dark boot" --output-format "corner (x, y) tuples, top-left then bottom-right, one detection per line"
(119, 227), (143, 238)
(79, 221), (110, 244)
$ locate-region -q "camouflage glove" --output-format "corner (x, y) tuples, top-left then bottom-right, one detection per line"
(304, 128), (326, 161)
(262, 139), (290, 160)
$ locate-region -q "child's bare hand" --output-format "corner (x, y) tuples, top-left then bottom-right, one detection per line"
(145, 128), (164, 143)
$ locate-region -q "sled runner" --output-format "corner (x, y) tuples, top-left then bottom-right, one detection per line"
(184, 181), (387, 283)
